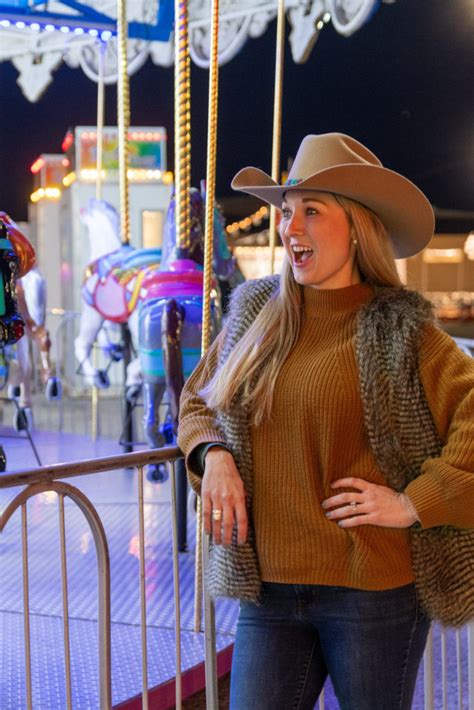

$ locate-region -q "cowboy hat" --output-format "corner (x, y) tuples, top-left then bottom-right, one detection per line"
(231, 133), (434, 258)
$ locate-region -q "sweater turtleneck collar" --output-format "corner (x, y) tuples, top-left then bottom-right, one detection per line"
(303, 282), (374, 316)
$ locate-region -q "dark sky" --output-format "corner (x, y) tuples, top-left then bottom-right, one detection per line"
(0, 0), (472, 222)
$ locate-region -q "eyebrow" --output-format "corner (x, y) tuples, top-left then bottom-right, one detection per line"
(282, 196), (328, 206)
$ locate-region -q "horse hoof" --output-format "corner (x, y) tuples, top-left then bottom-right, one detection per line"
(146, 463), (169, 484)
(14, 407), (33, 432)
(126, 384), (142, 404)
(45, 377), (62, 400)
(7, 384), (21, 400)
(0, 445), (6, 472)
(108, 344), (124, 362)
(94, 370), (110, 388)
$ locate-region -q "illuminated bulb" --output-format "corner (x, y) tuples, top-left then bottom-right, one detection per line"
(317, 20), (324, 30)
(60, 26), (70, 33)
(15, 21), (26, 29)
(323, 12), (331, 22)
(30, 23), (40, 31)
(74, 27), (84, 35)
(45, 24), (55, 32)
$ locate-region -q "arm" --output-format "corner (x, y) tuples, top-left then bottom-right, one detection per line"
(403, 324), (474, 529)
(177, 329), (248, 544)
(177, 330), (227, 493)
(322, 324), (474, 530)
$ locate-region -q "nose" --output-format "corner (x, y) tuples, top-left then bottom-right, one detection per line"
(285, 209), (304, 236)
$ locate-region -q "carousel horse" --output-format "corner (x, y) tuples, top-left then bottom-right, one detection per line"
(7, 267), (62, 431)
(0, 213), (36, 469)
(138, 185), (244, 481)
(74, 198), (161, 388)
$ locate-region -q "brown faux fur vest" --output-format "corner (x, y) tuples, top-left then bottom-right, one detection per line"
(207, 276), (473, 627)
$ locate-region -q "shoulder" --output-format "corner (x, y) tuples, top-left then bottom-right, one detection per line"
(358, 286), (435, 338)
(420, 323), (474, 369)
(227, 274), (280, 317)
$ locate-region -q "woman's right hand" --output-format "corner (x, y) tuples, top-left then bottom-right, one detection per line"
(201, 447), (248, 546)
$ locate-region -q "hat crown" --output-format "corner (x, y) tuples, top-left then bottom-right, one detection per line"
(287, 133), (382, 185)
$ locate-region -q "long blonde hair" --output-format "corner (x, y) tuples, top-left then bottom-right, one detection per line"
(201, 194), (403, 425)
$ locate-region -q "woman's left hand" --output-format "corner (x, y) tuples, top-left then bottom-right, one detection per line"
(321, 477), (418, 529)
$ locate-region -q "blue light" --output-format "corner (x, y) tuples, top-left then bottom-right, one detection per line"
(88, 28), (98, 37)
(45, 24), (55, 32)
(101, 30), (112, 40)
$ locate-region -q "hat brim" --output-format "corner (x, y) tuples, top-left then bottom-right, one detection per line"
(231, 164), (434, 258)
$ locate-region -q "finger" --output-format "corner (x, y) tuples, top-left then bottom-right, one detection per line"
(202, 495), (212, 536)
(338, 513), (374, 528)
(325, 502), (363, 520)
(221, 504), (235, 546)
(211, 503), (224, 544)
(330, 478), (369, 491)
(322, 492), (364, 510)
(234, 500), (248, 545)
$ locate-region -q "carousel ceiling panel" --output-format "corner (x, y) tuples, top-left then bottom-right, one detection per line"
(0, 0), (391, 102)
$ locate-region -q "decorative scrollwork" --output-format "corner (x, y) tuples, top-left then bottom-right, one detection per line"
(0, 0), (388, 101)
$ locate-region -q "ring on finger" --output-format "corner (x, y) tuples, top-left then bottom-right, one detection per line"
(350, 501), (358, 512)
(211, 509), (223, 521)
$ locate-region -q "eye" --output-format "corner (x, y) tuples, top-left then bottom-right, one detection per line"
(281, 207), (291, 219)
(306, 206), (319, 216)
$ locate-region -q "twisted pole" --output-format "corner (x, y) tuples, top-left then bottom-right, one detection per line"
(193, 0), (220, 642)
(269, 0), (285, 274)
(117, 0), (131, 245)
(174, 0), (192, 253)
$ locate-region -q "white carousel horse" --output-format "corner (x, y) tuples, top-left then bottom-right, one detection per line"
(74, 198), (158, 390)
(7, 266), (62, 430)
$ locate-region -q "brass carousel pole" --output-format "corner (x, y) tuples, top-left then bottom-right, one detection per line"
(200, 0), (220, 704)
(174, 0), (192, 255)
(116, 0), (134, 457)
(91, 39), (107, 442)
(269, 0), (285, 274)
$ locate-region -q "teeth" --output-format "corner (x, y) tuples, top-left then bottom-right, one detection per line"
(292, 245), (313, 252)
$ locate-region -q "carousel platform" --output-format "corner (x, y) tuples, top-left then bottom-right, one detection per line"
(0, 395), (470, 708)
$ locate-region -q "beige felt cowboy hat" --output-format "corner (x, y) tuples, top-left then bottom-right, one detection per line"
(231, 133), (434, 258)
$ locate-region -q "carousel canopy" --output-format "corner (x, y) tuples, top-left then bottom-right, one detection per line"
(0, 0), (391, 101)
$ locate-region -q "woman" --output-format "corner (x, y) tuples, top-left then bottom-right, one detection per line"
(177, 133), (474, 709)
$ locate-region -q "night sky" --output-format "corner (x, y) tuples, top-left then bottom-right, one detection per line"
(0, 0), (472, 222)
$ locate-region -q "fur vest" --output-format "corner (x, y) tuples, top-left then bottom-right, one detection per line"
(208, 276), (473, 627)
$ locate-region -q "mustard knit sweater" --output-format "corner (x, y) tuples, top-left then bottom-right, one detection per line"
(178, 283), (474, 591)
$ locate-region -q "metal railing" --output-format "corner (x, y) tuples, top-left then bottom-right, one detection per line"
(0, 446), (192, 710)
(1, 444), (473, 709)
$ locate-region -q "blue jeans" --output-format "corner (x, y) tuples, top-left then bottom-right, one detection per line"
(230, 582), (430, 710)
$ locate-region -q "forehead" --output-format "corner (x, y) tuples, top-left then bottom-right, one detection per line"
(282, 190), (336, 205)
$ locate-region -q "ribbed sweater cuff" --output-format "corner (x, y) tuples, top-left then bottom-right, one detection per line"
(179, 430), (227, 495)
(404, 470), (453, 528)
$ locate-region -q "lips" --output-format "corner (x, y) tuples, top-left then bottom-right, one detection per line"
(291, 244), (314, 267)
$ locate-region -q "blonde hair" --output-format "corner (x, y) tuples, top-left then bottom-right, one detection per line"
(201, 194), (403, 425)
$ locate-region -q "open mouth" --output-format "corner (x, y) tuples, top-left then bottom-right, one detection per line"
(291, 244), (314, 266)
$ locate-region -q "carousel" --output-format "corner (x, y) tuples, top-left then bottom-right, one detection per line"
(0, 1), (473, 709)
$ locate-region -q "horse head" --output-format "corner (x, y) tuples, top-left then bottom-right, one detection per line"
(80, 198), (121, 261)
(160, 187), (205, 268)
(0, 214), (35, 344)
(160, 186), (242, 279)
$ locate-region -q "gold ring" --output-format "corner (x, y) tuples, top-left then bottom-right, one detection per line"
(350, 501), (358, 511)
(211, 509), (223, 521)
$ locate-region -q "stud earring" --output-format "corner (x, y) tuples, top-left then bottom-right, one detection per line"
(352, 239), (358, 246)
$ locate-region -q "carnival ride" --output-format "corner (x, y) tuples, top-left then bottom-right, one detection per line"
(11, 1), (468, 709)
